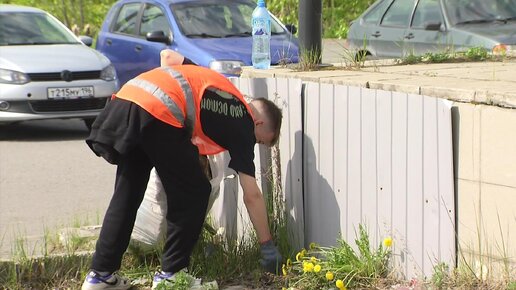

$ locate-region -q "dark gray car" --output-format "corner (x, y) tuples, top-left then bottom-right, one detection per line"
(347, 0), (516, 58)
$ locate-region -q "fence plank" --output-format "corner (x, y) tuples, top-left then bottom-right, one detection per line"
(406, 93), (425, 277)
(391, 91), (409, 277)
(361, 88), (379, 245)
(334, 84), (350, 242)
(376, 90), (393, 246)
(347, 86), (363, 245)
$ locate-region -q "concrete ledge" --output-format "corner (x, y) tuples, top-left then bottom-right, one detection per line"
(241, 59), (516, 109)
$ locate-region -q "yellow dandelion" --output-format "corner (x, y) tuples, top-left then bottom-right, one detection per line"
(336, 279), (346, 290)
(296, 249), (306, 261)
(383, 236), (393, 248)
(282, 264), (288, 276)
(310, 256), (317, 263)
(314, 264), (321, 273)
(286, 258), (292, 267)
(325, 271), (334, 281)
(309, 242), (318, 249)
(303, 262), (314, 273)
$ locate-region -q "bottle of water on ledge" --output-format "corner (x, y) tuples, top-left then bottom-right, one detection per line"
(252, 0), (271, 69)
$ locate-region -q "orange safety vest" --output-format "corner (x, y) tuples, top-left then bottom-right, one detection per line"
(114, 65), (254, 155)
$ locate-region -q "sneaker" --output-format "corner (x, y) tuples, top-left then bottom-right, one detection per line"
(81, 270), (132, 290)
(152, 270), (202, 290)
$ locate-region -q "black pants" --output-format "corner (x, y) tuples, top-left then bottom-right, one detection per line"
(91, 118), (211, 273)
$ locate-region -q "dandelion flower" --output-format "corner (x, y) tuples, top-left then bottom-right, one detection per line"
(295, 249), (306, 261)
(282, 264), (288, 276)
(303, 262), (314, 273)
(286, 258), (292, 267)
(336, 279), (346, 290)
(325, 271), (334, 281)
(309, 242), (318, 249)
(314, 264), (321, 273)
(383, 237), (393, 247)
(310, 256), (317, 263)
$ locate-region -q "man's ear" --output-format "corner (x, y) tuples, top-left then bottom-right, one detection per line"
(254, 119), (264, 126)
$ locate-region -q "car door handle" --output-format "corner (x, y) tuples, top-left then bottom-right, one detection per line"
(106, 39), (112, 46)
(404, 33), (415, 39)
(371, 31), (381, 38)
(135, 45), (142, 52)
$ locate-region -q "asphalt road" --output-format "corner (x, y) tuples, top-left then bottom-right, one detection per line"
(0, 119), (115, 259)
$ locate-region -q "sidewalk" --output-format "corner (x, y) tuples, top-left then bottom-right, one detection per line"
(245, 43), (516, 108)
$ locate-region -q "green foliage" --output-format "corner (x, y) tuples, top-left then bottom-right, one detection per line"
(268, 0), (375, 38)
(464, 46), (489, 61)
(423, 51), (451, 63)
(431, 262), (451, 289)
(508, 281), (516, 290)
(154, 271), (193, 290)
(2, 0), (115, 38)
(284, 225), (392, 289)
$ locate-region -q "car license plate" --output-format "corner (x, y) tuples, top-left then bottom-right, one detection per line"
(47, 86), (94, 99)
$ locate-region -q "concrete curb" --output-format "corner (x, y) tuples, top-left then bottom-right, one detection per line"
(241, 59), (516, 109)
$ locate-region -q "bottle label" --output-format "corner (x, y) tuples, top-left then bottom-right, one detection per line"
(252, 18), (270, 36)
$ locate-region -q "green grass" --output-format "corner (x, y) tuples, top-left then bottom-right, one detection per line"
(1, 165), (514, 289)
(281, 225), (395, 290)
(399, 46), (510, 65)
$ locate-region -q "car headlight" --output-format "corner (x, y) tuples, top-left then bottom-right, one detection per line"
(0, 68), (30, 84)
(100, 64), (117, 81)
(209, 60), (244, 76)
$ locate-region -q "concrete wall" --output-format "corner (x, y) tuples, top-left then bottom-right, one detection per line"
(453, 102), (516, 275)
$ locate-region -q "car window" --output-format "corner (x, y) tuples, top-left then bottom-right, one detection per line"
(381, 0), (414, 27)
(112, 3), (141, 35)
(0, 12), (78, 45)
(412, 0), (443, 29)
(140, 4), (170, 37)
(172, 0), (284, 38)
(443, 0), (516, 25)
(363, 0), (392, 24)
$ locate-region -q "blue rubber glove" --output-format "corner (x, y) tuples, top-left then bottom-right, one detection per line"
(259, 240), (283, 274)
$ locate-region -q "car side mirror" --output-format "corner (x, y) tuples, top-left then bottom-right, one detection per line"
(285, 24), (297, 35)
(146, 31), (171, 45)
(79, 35), (93, 47)
(425, 22), (443, 31)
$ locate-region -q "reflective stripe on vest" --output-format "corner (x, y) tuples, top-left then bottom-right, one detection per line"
(160, 67), (196, 133)
(125, 67), (196, 135)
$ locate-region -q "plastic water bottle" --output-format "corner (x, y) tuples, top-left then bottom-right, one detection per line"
(251, 0), (271, 69)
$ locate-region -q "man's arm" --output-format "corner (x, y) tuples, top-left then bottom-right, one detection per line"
(239, 171), (283, 274)
(238, 172), (272, 243)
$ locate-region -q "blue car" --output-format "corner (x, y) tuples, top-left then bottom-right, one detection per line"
(96, 0), (299, 86)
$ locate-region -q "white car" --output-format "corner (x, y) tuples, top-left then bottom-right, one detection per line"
(0, 4), (118, 129)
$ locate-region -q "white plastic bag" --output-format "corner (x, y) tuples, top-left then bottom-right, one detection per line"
(131, 152), (226, 246)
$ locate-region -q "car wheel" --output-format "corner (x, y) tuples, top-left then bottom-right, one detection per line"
(83, 118), (96, 131)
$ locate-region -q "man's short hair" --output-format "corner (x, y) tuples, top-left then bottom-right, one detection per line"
(255, 98), (282, 145)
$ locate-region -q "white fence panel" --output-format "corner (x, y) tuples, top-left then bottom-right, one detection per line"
(225, 78), (455, 279)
